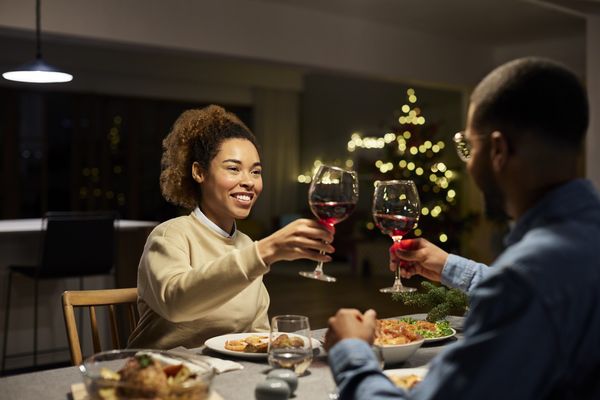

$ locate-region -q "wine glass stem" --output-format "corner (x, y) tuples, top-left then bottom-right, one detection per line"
(315, 258), (324, 274)
(392, 268), (403, 290)
(314, 239), (329, 274)
(392, 236), (404, 290)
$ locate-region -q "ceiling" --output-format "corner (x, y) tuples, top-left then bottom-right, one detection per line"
(253, 0), (589, 46)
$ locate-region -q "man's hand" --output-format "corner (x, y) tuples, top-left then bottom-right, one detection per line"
(324, 308), (377, 351)
(389, 238), (449, 282)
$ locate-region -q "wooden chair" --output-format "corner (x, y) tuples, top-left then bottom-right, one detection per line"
(62, 288), (138, 365)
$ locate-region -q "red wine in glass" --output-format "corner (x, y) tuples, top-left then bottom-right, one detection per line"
(299, 165), (359, 282)
(372, 180), (420, 293)
(372, 214), (418, 238)
(310, 201), (356, 227)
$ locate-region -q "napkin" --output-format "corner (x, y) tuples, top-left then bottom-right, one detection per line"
(170, 346), (244, 374)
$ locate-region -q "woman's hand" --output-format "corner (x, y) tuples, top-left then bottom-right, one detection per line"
(390, 238), (449, 282)
(257, 218), (335, 265)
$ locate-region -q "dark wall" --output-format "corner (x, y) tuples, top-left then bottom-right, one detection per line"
(0, 87), (252, 221)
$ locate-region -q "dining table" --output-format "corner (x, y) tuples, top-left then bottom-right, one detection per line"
(0, 314), (464, 400)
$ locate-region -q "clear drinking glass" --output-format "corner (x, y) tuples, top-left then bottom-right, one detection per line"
(372, 180), (421, 293)
(299, 165), (359, 282)
(268, 315), (313, 376)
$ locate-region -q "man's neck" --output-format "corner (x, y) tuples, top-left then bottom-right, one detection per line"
(507, 176), (576, 220)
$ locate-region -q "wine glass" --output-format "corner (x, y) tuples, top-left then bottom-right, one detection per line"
(268, 315), (313, 376)
(299, 165), (359, 282)
(372, 180), (420, 293)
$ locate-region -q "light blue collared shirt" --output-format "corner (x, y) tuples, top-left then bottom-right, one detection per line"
(193, 207), (237, 239)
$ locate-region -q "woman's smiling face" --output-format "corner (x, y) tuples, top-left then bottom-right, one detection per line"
(193, 138), (263, 233)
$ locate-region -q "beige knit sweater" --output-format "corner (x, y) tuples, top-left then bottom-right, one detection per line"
(128, 213), (270, 349)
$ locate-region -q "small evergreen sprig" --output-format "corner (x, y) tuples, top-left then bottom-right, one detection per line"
(392, 281), (468, 322)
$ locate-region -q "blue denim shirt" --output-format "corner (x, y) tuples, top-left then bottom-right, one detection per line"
(329, 179), (600, 400)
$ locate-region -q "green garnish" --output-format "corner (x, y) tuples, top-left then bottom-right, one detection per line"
(136, 354), (153, 368)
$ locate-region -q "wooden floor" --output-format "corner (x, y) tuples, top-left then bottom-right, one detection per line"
(264, 261), (428, 329)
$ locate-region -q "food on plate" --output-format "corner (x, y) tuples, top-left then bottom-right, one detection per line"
(375, 320), (422, 345)
(270, 333), (305, 349)
(224, 335), (269, 353)
(388, 373), (423, 390)
(398, 317), (454, 339)
(223, 339), (246, 352)
(374, 318), (454, 345)
(94, 353), (207, 399)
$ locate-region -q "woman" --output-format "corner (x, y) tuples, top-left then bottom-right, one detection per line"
(128, 105), (334, 349)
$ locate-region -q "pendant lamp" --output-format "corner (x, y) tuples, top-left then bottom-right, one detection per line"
(2, 0), (73, 83)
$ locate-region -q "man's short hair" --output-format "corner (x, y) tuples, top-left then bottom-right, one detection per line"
(470, 57), (588, 149)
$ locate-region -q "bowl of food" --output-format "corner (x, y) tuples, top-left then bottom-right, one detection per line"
(374, 339), (424, 365)
(79, 349), (214, 399)
(374, 319), (424, 365)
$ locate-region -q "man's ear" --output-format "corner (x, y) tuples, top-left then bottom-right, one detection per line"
(489, 131), (509, 171)
(191, 162), (205, 184)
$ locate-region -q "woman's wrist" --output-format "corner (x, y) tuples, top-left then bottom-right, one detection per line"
(257, 236), (277, 266)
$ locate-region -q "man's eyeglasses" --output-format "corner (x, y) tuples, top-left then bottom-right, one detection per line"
(453, 131), (472, 162)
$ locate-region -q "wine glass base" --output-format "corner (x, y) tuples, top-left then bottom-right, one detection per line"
(379, 286), (416, 293)
(299, 271), (337, 282)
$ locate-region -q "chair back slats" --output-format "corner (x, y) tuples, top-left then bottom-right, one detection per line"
(40, 212), (117, 278)
(108, 304), (121, 349)
(89, 306), (101, 353)
(62, 288), (138, 365)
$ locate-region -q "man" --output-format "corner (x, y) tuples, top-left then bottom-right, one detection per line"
(325, 57), (600, 399)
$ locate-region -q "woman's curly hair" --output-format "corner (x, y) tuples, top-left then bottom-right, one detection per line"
(160, 105), (258, 209)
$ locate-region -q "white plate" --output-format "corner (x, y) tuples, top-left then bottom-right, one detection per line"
(204, 332), (321, 359)
(424, 327), (456, 343)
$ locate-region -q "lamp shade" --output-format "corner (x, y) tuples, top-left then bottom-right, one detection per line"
(2, 58), (73, 83)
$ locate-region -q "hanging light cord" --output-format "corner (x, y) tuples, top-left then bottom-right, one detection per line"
(35, 0), (42, 59)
